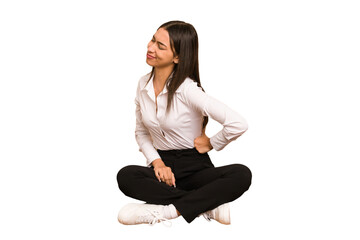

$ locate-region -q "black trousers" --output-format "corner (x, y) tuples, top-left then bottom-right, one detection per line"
(116, 148), (252, 223)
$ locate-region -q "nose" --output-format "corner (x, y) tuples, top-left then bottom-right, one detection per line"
(147, 41), (155, 53)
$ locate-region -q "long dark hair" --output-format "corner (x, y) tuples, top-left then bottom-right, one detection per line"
(148, 20), (208, 129)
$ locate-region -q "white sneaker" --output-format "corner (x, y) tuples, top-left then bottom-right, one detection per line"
(202, 203), (231, 225)
(118, 203), (172, 226)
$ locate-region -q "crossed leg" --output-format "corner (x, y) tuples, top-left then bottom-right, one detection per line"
(117, 164), (252, 223)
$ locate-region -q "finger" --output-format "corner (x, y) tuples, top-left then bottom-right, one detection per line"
(166, 179), (172, 186)
(163, 171), (171, 185)
(163, 169), (171, 185)
(194, 144), (200, 151)
(154, 169), (161, 182)
(157, 170), (165, 182)
(167, 177), (174, 187)
(172, 173), (176, 187)
(159, 171), (165, 182)
(199, 148), (205, 154)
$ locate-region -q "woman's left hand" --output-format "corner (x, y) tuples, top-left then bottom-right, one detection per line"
(194, 130), (213, 153)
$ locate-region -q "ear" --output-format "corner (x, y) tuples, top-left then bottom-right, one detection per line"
(173, 55), (179, 64)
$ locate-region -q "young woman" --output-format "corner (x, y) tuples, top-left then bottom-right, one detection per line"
(116, 21), (252, 225)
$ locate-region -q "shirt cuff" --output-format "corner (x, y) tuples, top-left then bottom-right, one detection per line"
(140, 146), (161, 167)
(210, 132), (226, 151)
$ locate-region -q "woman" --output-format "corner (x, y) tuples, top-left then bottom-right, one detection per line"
(117, 21), (252, 225)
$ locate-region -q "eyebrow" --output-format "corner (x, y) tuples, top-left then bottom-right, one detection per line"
(153, 35), (167, 48)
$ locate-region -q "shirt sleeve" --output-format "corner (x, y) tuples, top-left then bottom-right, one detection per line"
(134, 82), (161, 166)
(183, 81), (248, 151)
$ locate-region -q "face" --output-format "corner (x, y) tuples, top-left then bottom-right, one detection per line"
(146, 28), (179, 68)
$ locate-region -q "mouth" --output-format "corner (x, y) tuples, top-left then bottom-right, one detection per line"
(147, 53), (155, 59)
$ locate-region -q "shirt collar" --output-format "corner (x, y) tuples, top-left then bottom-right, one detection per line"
(141, 73), (180, 95)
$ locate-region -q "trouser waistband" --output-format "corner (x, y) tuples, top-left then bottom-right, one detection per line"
(156, 148), (198, 154)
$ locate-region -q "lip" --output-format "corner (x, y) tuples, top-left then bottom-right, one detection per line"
(147, 54), (155, 59)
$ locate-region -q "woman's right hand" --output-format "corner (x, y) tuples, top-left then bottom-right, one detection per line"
(152, 159), (176, 187)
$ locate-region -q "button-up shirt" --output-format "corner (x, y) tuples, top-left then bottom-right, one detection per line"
(135, 73), (248, 166)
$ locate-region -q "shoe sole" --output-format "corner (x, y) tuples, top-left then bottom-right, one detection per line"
(216, 203), (231, 225)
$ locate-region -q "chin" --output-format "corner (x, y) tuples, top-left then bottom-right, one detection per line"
(146, 59), (155, 67)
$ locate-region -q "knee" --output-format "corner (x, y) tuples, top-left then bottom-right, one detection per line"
(231, 164), (252, 191)
(116, 165), (138, 193)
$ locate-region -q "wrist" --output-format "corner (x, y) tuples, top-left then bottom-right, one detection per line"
(152, 158), (165, 168)
(209, 137), (215, 150)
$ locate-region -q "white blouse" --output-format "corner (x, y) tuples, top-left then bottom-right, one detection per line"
(135, 73), (248, 166)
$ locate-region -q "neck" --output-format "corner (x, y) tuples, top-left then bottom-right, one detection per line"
(153, 65), (174, 88)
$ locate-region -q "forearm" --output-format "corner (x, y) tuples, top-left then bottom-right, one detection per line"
(184, 81), (248, 151)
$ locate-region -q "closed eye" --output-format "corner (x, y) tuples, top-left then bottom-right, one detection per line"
(151, 35), (167, 50)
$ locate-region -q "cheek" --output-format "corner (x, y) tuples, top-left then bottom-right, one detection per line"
(167, 54), (175, 63)
(159, 51), (173, 62)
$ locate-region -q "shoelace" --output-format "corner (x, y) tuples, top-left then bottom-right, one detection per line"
(136, 209), (172, 227)
(202, 211), (212, 222)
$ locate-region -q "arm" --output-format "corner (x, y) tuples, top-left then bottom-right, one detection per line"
(134, 84), (161, 167)
(135, 100), (176, 186)
(184, 81), (248, 152)
(134, 80), (176, 186)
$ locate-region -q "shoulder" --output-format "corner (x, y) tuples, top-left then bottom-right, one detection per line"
(137, 72), (152, 90)
(177, 77), (200, 94)
(177, 77), (208, 108)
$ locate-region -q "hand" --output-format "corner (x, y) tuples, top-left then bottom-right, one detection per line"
(152, 159), (176, 187)
(194, 130), (213, 154)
